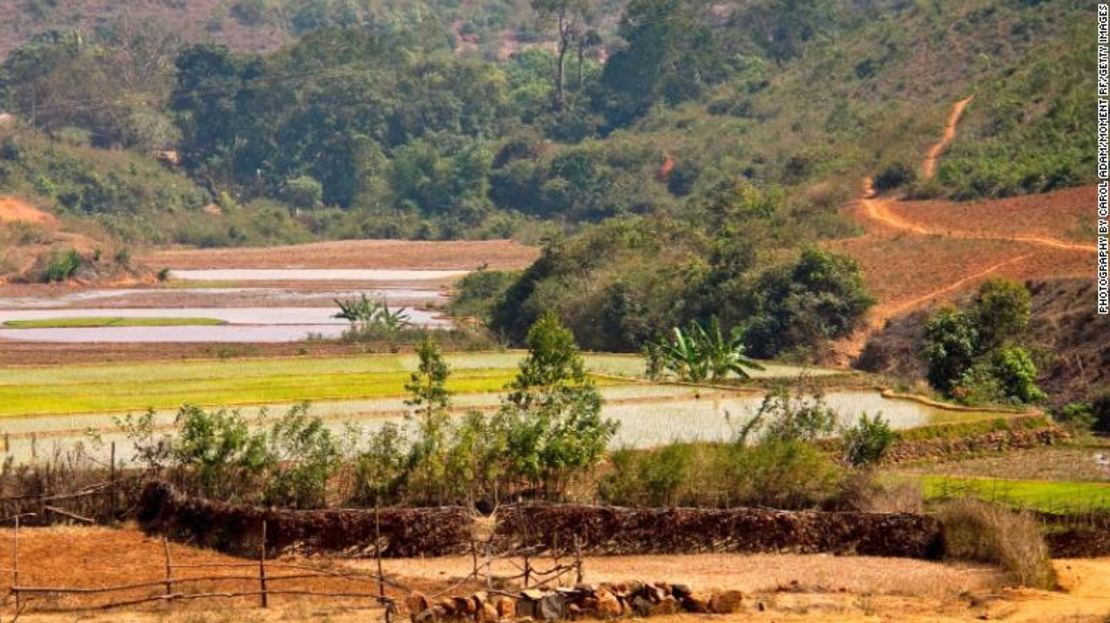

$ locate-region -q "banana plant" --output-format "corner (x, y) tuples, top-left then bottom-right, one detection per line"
(334, 294), (412, 331)
(653, 317), (763, 382)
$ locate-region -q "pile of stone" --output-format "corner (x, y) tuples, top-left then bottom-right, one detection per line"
(405, 582), (745, 622)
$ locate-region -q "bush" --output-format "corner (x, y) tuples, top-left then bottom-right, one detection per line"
(937, 498), (1055, 589)
(873, 162), (916, 192)
(1054, 402), (1094, 431)
(842, 413), (894, 466)
(263, 403), (343, 508)
(599, 443), (694, 507)
(41, 248), (81, 282)
(721, 439), (843, 509)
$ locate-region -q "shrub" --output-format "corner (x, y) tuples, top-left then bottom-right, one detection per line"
(41, 248), (81, 282)
(923, 306), (979, 393)
(720, 439), (843, 509)
(263, 403), (343, 508)
(842, 412), (894, 466)
(971, 279), (1031, 350)
(172, 404), (271, 500)
(599, 443), (695, 507)
(1054, 402), (1094, 431)
(937, 498), (1055, 589)
(494, 312), (618, 498)
(873, 162), (916, 192)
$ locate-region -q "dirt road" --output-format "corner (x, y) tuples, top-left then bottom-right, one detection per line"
(922, 95), (974, 181)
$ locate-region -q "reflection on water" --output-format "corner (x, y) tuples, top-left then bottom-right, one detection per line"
(0, 387), (1007, 464)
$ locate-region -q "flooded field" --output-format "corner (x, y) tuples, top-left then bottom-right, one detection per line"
(0, 306), (450, 342)
(0, 352), (1014, 464)
(0, 269), (456, 343)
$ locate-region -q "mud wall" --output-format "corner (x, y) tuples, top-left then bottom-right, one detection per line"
(493, 505), (945, 559)
(136, 481), (474, 557)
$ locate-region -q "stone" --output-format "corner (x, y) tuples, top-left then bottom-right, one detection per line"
(670, 584), (693, 599)
(496, 596), (517, 618)
(594, 587), (622, 619)
(478, 602), (499, 622)
(406, 592), (431, 620)
(657, 596), (681, 615)
(708, 590), (744, 614)
(681, 592), (710, 613)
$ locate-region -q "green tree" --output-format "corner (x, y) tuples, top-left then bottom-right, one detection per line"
(842, 413), (894, 467)
(971, 279), (1031, 351)
(923, 306), (979, 393)
(495, 312), (617, 498)
(404, 337), (454, 503)
(530, 0), (589, 111)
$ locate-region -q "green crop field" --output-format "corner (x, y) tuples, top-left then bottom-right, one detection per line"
(0, 352), (647, 417)
(923, 475), (1110, 513)
(0, 351), (845, 418)
(3, 317), (227, 329)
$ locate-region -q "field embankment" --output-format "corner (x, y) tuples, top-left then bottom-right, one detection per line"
(141, 239), (539, 271)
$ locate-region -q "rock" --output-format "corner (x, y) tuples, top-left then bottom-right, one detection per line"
(630, 595), (654, 617)
(670, 584), (693, 599)
(496, 596), (516, 618)
(537, 592), (568, 621)
(438, 598), (459, 617)
(595, 587), (622, 619)
(708, 590), (744, 614)
(681, 592), (710, 614)
(407, 592), (431, 620)
(657, 596), (680, 615)
(454, 596), (476, 616)
(414, 609), (438, 623)
(478, 602), (499, 622)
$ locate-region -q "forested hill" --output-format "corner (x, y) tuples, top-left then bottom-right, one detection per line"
(0, 1), (1094, 359)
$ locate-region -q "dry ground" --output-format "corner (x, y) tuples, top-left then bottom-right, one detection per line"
(141, 239), (539, 271)
(1, 525), (1108, 622)
(824, 96), (1095, 363)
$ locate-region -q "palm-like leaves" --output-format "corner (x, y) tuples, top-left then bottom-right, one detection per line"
(334, 294), (412, 331)
(654, 317), (764, 382)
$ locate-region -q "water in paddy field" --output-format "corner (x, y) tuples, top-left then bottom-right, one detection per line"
(0, 307), (451, 342)
(0, 385), (1007, 465)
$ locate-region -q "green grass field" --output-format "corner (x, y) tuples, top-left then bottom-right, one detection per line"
(3, 317), (228, 329)
(923, 475), (1110, 513)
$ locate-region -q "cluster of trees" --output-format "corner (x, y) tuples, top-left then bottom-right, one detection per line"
(118, 314), (617, 507)
(922, 279), (1045, 405)
(471, 202), (873, 359)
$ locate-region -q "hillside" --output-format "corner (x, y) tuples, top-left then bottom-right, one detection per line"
(0, 0), (1096, 362)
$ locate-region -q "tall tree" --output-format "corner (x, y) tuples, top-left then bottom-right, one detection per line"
(531, 0), (589, 111)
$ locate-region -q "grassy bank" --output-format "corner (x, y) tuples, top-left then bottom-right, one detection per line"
(3, 317), (227, 329)
(924, 476), (1110, 513)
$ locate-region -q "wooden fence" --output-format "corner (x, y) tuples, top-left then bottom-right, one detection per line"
(0, 510), (585, 621)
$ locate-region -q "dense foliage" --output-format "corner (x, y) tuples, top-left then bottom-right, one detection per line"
(922, 279), (1044, 405)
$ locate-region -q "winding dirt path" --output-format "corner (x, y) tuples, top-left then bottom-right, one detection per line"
(831, 97), (1093, 363)
(922, 95), (974, 181)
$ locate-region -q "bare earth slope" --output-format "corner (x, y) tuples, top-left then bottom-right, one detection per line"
(825, 96), (1096, 364)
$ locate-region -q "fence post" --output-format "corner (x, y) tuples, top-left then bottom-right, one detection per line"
(109, 442), (117, 519)
(259, 520), (268, 608)
(374, 504), (391, 623)
(162, 538), (173, 600)
(12, 515), (20, 612)
(573, 535), (583, 584)
(523, 552), (531, 588)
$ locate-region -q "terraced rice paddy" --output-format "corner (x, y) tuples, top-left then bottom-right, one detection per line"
(0, 352), (1020, 464)
(922, 476), (1110, 513)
